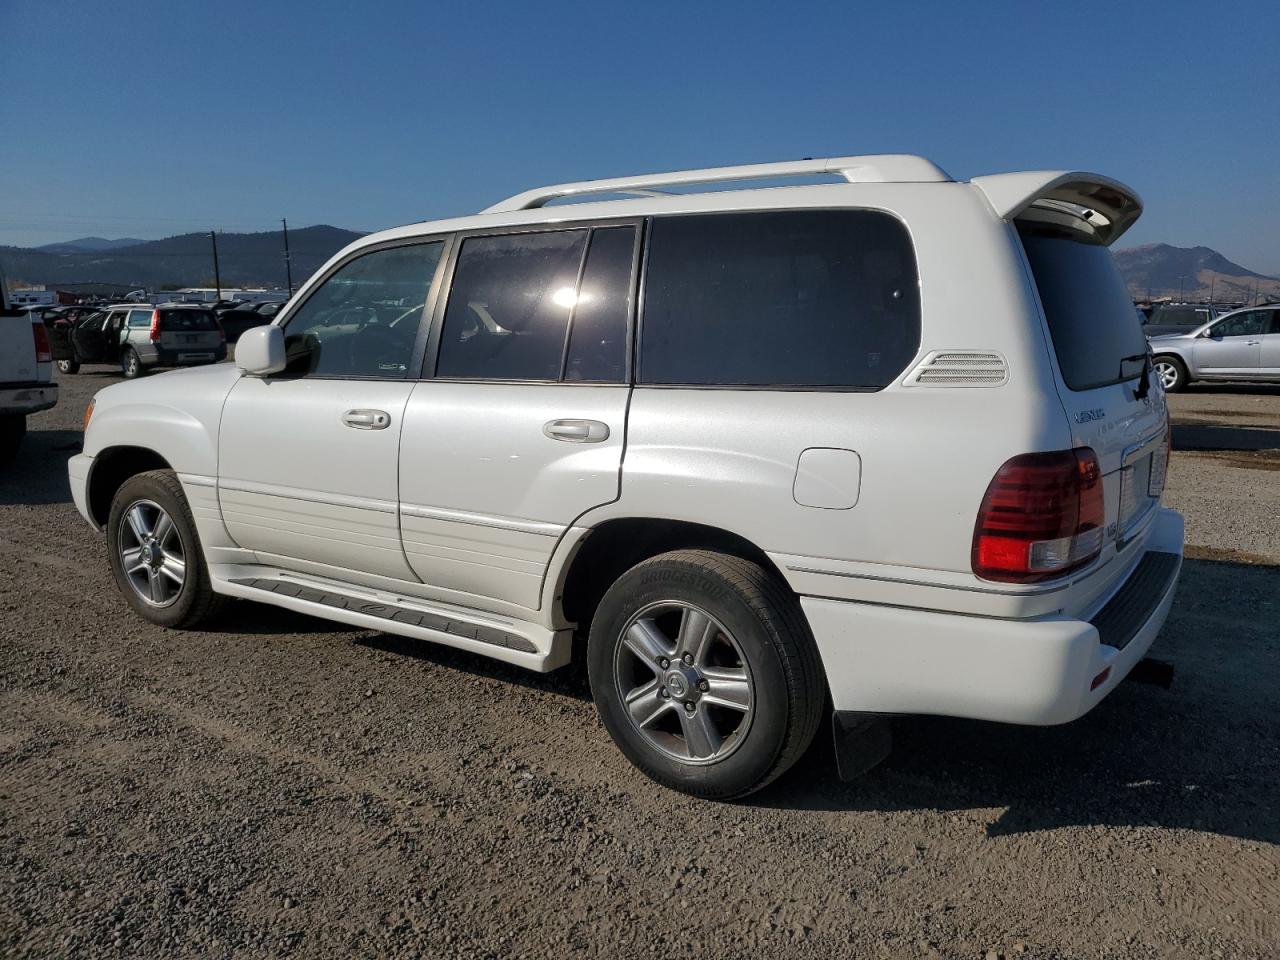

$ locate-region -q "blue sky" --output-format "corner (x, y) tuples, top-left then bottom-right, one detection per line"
(2, 0), (1277, 271)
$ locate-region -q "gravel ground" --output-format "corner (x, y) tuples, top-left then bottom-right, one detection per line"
(2, 368), (1277, 959)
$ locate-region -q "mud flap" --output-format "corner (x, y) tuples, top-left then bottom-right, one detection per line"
(831, 712), (893, 780)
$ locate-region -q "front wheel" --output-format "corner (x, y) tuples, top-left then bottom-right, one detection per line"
(107, 470), (224, 628)
(1153, 355), (1188, 393)
(121, 347), (145, 379)
(57, 357), (80, 374)
(587, 550), (826, 800)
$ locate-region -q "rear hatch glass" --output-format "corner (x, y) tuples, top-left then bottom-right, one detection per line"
(1017, 224), (1149, 391)
(1017, 222), (1168, 593)
(160, 309), (219, 332)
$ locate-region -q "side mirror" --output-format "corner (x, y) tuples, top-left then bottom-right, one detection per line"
(235, 324), (286, 376)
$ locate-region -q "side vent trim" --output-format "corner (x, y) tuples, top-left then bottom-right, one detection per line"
(903, 350), (1009, 387)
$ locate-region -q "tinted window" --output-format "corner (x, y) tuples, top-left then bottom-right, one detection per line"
(437, 230), (588, 381)
(565, 227), (634, 382)
(1156, 306), (1209, 327)
(127, 309), (152, 327)
(1212, 311), (1267, 337)
(160, 310), (218, 332)
(1268, 310), (1280, 335)
(1018, 225), (1150, 391)
(283, 242), (444, 378)
(639, 211), (920, 388)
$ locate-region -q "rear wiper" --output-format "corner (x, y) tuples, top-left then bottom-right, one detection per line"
(1120, 352), (1151, 399)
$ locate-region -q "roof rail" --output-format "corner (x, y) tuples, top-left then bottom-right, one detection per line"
(482, 154), (951, 214)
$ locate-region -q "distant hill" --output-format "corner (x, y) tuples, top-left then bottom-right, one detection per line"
(1, 225), (365, 289)
(1114, 244), (1280, 303)
(35, 237), (146, 253)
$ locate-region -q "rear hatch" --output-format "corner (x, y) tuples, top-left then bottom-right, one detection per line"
(158, 309), (222, 355)
(1017, 220), (1169, 609)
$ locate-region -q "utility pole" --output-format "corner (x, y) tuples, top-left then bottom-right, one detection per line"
(282, 218), (294, 297)
(210, 231), (222, 300)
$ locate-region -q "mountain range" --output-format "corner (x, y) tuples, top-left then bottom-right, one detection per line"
(3, 230), (1276, 303)
(1, 226), (364, 290)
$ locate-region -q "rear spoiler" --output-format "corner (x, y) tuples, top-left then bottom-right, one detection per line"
(970, 171), (1142, 245)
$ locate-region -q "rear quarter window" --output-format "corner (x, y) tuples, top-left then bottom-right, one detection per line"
(639, 210), (921, 388)
(1018, 224), (1149, 391)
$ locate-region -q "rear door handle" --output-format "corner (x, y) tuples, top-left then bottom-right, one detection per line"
(543, 419), (610, 443)
(342, 409), (391, 430)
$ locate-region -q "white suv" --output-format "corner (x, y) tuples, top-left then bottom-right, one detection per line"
(69, 156), (1184, 798)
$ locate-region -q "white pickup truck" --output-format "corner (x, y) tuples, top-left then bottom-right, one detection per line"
(0, 266), (59, 465)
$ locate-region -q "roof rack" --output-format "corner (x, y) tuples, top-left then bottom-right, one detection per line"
(482, 154), (951, 213)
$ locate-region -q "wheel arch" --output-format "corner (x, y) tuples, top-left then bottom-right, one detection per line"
(86, 446), (174, 527)
(554, 516), (791, 634)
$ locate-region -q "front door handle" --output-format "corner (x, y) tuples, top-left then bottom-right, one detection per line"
(342, 409), (391, 430)
(543, 419), (610, 443)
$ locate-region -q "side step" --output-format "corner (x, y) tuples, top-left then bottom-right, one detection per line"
(217, 571), (571, 672)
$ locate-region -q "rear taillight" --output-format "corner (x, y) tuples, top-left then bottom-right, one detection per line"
(32, 322), (52, 362)
(216, 319), (226, 342)
(972, 448), (1105, 583)
(149, 309), (161, 342)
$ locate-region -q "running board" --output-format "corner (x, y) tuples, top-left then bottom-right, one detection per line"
(214, 569), (571, 672)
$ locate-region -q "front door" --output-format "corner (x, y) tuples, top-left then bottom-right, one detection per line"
(398, 223), (639, 611)
(1192, 311), (1266, 376)
(218, 239), (449, 583)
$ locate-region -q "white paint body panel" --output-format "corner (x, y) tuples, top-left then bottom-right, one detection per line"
(398, 381), (627, 610)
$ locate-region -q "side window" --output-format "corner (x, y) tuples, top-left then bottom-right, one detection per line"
(81, 312), (108, 333)
(436, 229), (589, 381)
(1268, 311), (1280, 335)
(640, 210), (921, 388)
(1213, 312), (1266, 338)
(565, 226), (635, 382)
(128, 309), (152, 327)
(283, 242), (444, 378)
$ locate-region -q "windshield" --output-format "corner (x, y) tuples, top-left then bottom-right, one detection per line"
(1018, 223), (1149, 391)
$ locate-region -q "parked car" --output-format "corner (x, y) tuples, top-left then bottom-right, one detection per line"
(40, 304), (103, 332)
(68, 155), (1183, 798)
(50, 303), (226, 377)
(0, 265), (58, 465)
(215, 305), (273, 343)
(1142, 302), (1220, 336)
(1148, 304), (1280, 391)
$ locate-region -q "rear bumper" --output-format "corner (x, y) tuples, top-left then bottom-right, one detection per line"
(0, 382), (58, 415)
(149, 346), (226, 366)
(804, 508), (1184, 725)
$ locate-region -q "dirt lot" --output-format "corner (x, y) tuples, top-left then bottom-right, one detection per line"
(2, 368), (1277, 959)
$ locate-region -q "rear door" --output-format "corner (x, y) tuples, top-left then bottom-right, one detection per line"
(1192, 310), (1266, 376)
(1017, 223), (1168, 571)
(71, 309), (122, 361)
(397, 222), (638, 611)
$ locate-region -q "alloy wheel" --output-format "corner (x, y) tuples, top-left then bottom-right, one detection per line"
(117, 499), (186, 607)
(1154, 360), (1179, 390)
(613, 601), (754, 764)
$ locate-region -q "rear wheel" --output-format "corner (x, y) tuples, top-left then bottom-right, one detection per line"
(57, 357), (80, 374)
(107, 470), (224, 628)
(0, 414), (26, 467)
(121, 347), (144, 379)
(587, 549), (825, 800)
(1153, 355), (1187, 393)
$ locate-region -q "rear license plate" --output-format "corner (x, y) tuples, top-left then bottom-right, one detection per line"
(1118, 453), (1154, 536)
(1148, 440), (1168, 497)
(182, 334), (198, 344)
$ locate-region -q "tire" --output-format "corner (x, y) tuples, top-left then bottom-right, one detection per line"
(587, 549), (825, 799)
(107, 469), (224, 628)
(0, 414), (26, 468)
(1153, 355), (1187, 393)
(121, 348), (145, 379)
(57, 357), (80, 374)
